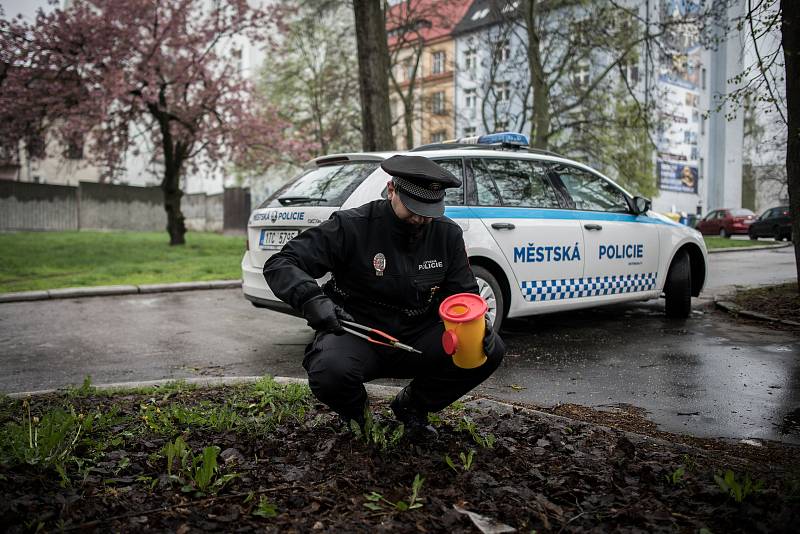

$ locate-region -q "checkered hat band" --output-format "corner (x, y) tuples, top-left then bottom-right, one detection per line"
(393, 177), (445, 201)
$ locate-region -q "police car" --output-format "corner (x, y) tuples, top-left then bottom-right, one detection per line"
(241, 133), (708, 330)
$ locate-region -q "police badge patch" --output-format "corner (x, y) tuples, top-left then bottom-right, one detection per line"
(373, 253), (386, 277)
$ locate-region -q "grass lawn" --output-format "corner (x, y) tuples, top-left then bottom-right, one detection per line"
(0, 231), (244, 293)
(702, 236), (785, 249)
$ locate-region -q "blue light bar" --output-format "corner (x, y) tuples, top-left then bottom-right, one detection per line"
(477, 132), (529, 146)
(457, 132), (530, 146)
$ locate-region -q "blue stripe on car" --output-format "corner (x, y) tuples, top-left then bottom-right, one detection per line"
(444, 206), (679, 226)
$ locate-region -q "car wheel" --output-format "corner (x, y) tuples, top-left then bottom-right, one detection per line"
(664, 250), (691, 319)
(773, 225), (781, 240)
(473, 265), (505, 332)
(748, 229), (757, 240)
(719, 227), (728, 238)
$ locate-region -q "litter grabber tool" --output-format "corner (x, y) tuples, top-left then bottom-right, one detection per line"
(340, 320), (422, 354)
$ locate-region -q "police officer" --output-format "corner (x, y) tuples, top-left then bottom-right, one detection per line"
(263, 155), (504, 435)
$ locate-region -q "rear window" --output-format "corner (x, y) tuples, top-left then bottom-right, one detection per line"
(259, 161), (380, 208)
(730, 208), (755, 216)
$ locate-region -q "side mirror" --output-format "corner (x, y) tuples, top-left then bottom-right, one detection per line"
(632, 196), (651, 215)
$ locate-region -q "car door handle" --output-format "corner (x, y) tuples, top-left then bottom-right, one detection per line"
(491, 222), (516, 230)
(584, 224), (603, 231)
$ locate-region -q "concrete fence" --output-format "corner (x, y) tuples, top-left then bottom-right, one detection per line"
(0, 181), (78, 231)
(0, 181), (249, 233)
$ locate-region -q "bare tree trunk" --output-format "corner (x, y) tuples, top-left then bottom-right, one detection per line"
(403, 96), (415, 149)
(524, 0), (549, 149)
(782, 0), (800, 288)
(163, 162), (186, 246)
(352, 0), (395, 151)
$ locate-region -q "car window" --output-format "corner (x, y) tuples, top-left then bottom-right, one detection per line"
(471, 160), (503, 206)
(433, 159), (465, 206)
(549, 164), (629, 212)
(730, 208), (754, 217)
(259, 161), (380, 208)
(470, 158), (560, 208)
(760, 209), (774, 220)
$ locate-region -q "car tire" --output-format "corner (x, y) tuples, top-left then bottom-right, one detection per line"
(748, 229), (757, 240)
(719, 228), (728, 238)
(664, 250), (691, 319)
(473, 266), (505, 332)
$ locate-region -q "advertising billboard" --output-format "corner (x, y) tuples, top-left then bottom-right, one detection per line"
(657, 160), (698, 193)
(655, 0), (702, 196)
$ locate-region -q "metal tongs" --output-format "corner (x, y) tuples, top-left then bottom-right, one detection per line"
(341, 320), (422, 354)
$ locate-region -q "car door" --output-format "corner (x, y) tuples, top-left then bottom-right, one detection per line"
(466, 157), (584, 306)
(697, 210), (717, 235)
(547, 162), (660, 301)
(752, 208), (773, 236)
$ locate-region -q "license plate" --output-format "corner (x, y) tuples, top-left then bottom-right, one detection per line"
(259, 229), (299, 249)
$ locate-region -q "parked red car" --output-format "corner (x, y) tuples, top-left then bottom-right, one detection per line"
(696, 208), (756, 238)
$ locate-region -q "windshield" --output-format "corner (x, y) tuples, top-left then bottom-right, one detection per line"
(259, 161), (380, 208)
(730, 208), (754, 217)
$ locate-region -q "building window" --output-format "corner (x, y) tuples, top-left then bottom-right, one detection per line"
(463, 126), (477, 137)
(573, 61), (590, 87)
(495, 120), (509, 131)
(402, 58), (414, 81)
(26, 134), (45, 160)
(464, 48), (477, 72)
(465, 88), (477, 110)
(702, 67), (707, 90)
(432, 51), (445, 75)
(624, 61), (639, 86)
(65, 136), (84, 160)
(495, 38), (511, 62)
(495, 81), (511, 102)
(431, 91), (446, 115)
(431, 130), (446, 143)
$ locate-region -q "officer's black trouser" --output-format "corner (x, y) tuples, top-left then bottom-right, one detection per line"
(302, 322), (504, 420)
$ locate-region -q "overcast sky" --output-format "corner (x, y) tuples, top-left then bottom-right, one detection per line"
(1, 0), (55, 21)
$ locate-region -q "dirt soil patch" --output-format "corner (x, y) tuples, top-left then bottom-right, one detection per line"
(729, 283), (800, 328)
(1, 379), (798, 533)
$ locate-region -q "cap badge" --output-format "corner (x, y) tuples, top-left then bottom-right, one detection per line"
(430, 182), (441, 191)
(373, 253), (386, 277)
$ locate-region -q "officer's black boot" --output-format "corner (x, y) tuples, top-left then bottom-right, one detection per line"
(390, 388), (438, 440)
(336, 399), (369, 434)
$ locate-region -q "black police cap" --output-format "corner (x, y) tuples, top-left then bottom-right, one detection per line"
(381, 155), (461, 218)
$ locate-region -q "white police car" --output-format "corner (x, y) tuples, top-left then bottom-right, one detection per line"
(241, 133), (708, 330)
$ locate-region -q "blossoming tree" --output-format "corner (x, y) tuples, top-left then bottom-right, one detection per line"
(0, 0), (313, 244)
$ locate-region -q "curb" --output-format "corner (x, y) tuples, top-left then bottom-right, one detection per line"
(6, 376), (401, 400)
(714, 299), (800, 327)
(6, 375), (725, 454)
(707, 242), (791, 254)
(0, 280), (243, 304)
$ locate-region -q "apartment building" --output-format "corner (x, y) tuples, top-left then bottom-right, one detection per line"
(446, 0), (784, 216)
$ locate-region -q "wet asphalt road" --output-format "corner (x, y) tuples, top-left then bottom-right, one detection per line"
(0, 246), (798, 444)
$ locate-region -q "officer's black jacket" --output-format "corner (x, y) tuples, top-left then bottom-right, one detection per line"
(263, 199), (479, 340)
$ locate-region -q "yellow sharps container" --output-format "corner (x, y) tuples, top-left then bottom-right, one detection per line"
(438, 293), (488, 369)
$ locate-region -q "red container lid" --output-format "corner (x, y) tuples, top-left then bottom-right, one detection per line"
(439, 293), (488, 323)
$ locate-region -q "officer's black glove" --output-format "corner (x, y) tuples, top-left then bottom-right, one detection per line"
(483, 317), (504, 356)
(302, 295), (353, 335)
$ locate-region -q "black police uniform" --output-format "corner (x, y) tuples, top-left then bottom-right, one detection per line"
(263, 156), (504, 423)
